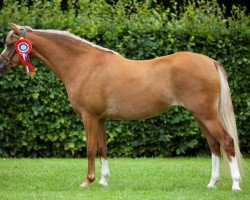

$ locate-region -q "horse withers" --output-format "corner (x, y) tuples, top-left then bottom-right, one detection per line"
(0, 24), (243, 191)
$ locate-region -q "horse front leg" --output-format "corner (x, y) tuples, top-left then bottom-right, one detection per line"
(80, 115), (99, 188)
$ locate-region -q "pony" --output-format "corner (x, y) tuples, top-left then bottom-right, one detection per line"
(0, 24), (243, 191)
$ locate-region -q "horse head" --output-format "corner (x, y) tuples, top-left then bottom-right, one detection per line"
(0, 24), (33, 77)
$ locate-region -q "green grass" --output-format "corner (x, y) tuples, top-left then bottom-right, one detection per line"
(0, 158), (249, 200)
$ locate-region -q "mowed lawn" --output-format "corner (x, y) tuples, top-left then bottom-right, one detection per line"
(0, 158), (249, 200)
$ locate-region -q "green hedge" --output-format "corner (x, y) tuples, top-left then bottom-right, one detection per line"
(0, 0), (249, 157)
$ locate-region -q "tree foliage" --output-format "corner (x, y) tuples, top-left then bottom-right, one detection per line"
(0, 0), (249, 157)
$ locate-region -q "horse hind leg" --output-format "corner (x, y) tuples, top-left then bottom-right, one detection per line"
(197, 120), (220, 188)
(198, 116), (242, 191)
(180, 61), (242, 191)
(97, 119), (110, 186)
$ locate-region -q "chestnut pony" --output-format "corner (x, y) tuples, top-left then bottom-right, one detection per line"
(0, 24), (243, 191)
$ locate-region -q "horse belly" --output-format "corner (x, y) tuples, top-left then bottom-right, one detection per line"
(104, 88), (173, 120)
(103, 58), (176, 120)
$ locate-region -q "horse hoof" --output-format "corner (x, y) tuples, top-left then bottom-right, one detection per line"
(99, 180), (108, 187)
(79, 180), (92, 189)
(232, 181), (242, 191)
(207, 180), (218, 189)
(232, 186), (242, 192)
(207, 184), (216, 189)
(79, 183), (88, 189)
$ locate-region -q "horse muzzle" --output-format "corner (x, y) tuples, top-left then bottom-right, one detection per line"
(0, 62), (7, 77)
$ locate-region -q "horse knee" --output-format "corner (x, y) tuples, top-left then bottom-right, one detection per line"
(87, 148), (97, 158)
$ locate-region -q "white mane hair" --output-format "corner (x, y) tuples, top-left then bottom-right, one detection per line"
(34, 29), (120, 55)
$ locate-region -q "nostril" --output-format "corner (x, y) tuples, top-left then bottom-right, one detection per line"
(0, 62), (5, 69)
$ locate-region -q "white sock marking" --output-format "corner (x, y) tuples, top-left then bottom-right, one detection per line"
(229, 156), (241, 191)
(207, 154), (220, 188)
(99, 157), (110, 186)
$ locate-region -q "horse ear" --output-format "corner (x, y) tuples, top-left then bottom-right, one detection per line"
(10, 23), (21, 34)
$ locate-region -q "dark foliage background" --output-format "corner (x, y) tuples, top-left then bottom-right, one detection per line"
(0, 0), (249, 157)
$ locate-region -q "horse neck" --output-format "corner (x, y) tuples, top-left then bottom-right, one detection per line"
(27, 31), (99, 85)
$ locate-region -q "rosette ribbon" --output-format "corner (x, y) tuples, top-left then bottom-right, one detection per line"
(15, 38), (35, 76)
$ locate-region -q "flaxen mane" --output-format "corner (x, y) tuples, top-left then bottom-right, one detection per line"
(35, 29), (120, 55)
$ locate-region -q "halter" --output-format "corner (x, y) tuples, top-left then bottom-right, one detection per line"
(0, 41), (17, 67)
(0, 29), (35, 76)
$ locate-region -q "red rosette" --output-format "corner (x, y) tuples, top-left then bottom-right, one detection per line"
(15, 38), (32, 54)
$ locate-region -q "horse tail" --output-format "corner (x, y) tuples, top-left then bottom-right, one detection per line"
(215, 61), (244, 176)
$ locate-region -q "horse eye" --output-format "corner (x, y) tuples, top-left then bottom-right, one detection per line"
(6, 43), (13, 49)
